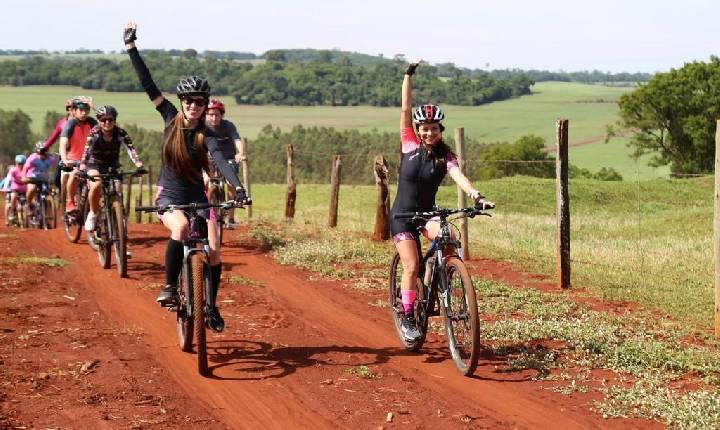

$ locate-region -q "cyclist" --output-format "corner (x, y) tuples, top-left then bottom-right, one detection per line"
(79, 105), (144, 231)
(59, 96), (97, 213)
(4, 155), (27, 227)
(42, 98), (72, 188)
(22, 142), (58, 223)
(205, 99), (246, 228)
(124, 21), (250, 332)
(390, 61), (492, 342)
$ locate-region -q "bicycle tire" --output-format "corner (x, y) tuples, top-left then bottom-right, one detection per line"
(112, 200), (128, 278)
(63, 183), (83, 243)
(44, 196), (56, 229)
(441, 257), (480, 376)
(208, 186), (224, 244)
(192, 253), (209, 376)
(176, 263), (194, 352)
(389, 252), (428, 351)
(96, 207), (111, 269)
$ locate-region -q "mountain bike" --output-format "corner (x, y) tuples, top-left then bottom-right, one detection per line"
(83, 167), (146, 278)
(135, 200), (241, 376)
(389, 203), (493, 376)
(206, 160), (237, 243)
(59, 162), (89, 243)
(5, 192), (26, 228)
(24, 178), (56, 230)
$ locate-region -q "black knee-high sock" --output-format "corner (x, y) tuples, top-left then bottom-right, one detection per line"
(165, 239), (184, 286)
(209, 264), (222, 308)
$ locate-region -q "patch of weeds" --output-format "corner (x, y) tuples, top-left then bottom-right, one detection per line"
(229, 275), (263, 288)
(505, 349), (557, 378)
(0, 233), (17, 240)
(249, 221), (285, 250)
(595, 374), (720, 429)
(369, 299), (388, 308)
(5, 256), (69, 267)
(345, 365), (377, 379)
(551, 379), (590, 395)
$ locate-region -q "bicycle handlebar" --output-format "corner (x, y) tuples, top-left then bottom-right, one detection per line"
(135, 200), (240, 214)
(393, 204), (494, 220)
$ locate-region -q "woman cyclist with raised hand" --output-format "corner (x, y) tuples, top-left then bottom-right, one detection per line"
(123, 21), (249, 332)
(79, 105), (144, 232)
(391, 61), (493, 342)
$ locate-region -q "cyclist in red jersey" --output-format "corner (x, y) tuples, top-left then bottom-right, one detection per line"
(43, 99), (72, 188)
(59, 96), (97, 213)
(391, 61), (492, 341)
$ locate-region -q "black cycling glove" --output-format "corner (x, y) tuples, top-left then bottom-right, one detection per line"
(234, 187), (249, 205)
(123, 27), (137, 44)
(405, 63), (418, 76)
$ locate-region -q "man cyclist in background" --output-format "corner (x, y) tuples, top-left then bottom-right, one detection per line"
(42, 98), (73, 189)
(79, 105), (144, 231)
(59, 96), (97, 213)
(205, 99), (246, 228)
(22, 142), (58, 222)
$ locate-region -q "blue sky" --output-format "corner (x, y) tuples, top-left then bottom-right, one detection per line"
(1, 0), (716, 72)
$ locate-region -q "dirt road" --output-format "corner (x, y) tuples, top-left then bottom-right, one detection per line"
(0, 222), (659, 429)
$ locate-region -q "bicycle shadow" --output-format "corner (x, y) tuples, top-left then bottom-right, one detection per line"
(127, 235), (168, 248)
(205, 340), (410, 381)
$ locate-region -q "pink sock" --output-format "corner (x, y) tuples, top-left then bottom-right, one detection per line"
(401, 290), (416, 314)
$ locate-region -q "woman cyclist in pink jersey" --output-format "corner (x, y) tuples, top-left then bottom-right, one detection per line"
(390, 61), (493, 342)
(4, 155), (28, 227)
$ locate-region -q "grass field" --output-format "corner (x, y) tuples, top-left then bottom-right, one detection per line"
(0, 82), (667, 179)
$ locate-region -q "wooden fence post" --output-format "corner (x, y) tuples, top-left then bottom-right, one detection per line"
(455, 127), (469, 259)
(373, 155), (390, 241)
(714, 119), (720, 337)
(147, 167), (154, 223)
(285, 144), (296, 223)
(124, 173), (132, 218)
(328, 155), (342, 228)
(556, 119), (571, 289)
(241, 137), (252, 219)
(135, 173), (145, 224)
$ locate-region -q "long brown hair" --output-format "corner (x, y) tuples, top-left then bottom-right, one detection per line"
(162, 112), (209, 183)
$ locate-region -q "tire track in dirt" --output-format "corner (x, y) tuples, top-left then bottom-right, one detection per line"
(11, 224), (659, 429)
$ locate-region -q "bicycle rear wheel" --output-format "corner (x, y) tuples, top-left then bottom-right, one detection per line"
(389, 252), (428, 351)
(111, 200), (128, 278)
(63, 185), (83, 243)
(191, 253), (209, 376)
(177, 262), (194, 352)
(441, 257), (480, 376)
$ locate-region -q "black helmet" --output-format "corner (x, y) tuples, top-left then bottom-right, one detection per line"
(176, 76), (211, 98)
(70, 96), (92, 110)
(95, 105), (118, 119)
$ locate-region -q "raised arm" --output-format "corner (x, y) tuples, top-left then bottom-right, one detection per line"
(124, 21), (165, 108)
(400, 61), (420, 129)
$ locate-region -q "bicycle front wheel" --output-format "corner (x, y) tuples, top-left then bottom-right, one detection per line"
(111, 200), (128, 278)
(177, 261), (194, 352)
(441, 257), (480, 376)
(44, 196), (56, 229)
(191, 253), (209, 376)
(389, 252), (428, 351)
(96, 208), (111, 269)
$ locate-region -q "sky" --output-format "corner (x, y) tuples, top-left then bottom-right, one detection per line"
(1, 0), (717, 73)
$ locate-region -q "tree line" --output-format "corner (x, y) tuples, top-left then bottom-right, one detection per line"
(0, 109), (620, 182)
(0, 53), (532, 107)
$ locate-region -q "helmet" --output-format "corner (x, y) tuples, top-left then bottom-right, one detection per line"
(412, 104), (445, 124)
(207, 99), (225, 115)
(35, 140), (47, 154)
(15, 154), (26, 164)
(95, 105), (118, 119)
(70, 96), (91, 110)
(176, 76), (211, 98)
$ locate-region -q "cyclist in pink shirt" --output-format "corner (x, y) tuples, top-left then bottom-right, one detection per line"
(4, 155), (28, 226)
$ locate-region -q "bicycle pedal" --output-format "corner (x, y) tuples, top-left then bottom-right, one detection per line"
(167, 305), (178, 312)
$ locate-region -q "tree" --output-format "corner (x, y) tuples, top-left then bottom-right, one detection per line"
(0, 109), (33, 165)
(618, 57), (720, 174)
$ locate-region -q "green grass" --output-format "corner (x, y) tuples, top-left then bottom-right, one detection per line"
(4, 256), (70, 267)
(0, 82), (666, 179)
(243, 177), (713, 330)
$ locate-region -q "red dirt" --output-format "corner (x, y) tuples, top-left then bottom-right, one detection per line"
(0, 221), (663, 429)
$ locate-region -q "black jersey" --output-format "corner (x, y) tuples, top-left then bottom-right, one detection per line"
(82, 126), (140, 168)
